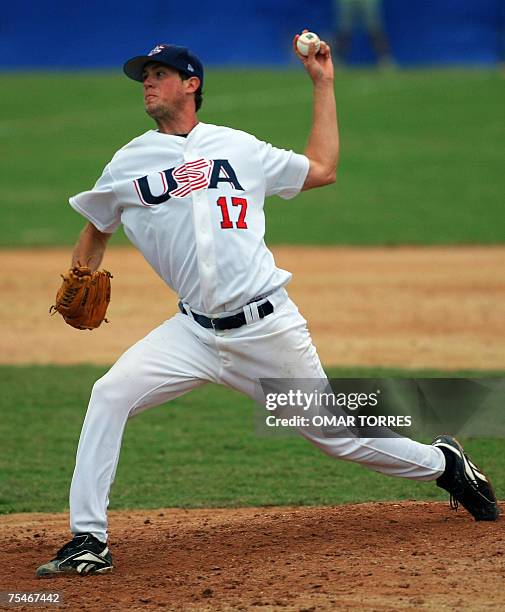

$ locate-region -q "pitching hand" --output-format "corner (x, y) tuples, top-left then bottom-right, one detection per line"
(293, 30), (334, 84)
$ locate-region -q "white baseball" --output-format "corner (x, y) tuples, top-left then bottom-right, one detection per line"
(296, 32), (321, 57)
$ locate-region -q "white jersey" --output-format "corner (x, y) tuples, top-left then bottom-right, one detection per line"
(70, 121), (309, 315)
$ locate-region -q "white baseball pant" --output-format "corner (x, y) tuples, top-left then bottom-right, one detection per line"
(70, 288), (445, 542)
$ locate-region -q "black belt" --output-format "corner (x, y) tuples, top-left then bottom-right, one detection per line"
(178, 300), (274, 330)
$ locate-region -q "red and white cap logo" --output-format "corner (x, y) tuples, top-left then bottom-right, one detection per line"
(148, 44), (167, 56)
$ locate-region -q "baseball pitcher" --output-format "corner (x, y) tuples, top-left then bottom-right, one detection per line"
(37, 33), (498, 577)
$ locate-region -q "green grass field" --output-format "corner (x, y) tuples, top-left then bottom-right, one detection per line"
(1, 365), (503, 514)
(1, 69), (504, 247)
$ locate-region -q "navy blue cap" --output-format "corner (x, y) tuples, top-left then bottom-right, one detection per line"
(123, 44), (204, 86)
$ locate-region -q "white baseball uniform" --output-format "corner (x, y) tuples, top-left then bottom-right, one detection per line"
(68, 122), (445, 542)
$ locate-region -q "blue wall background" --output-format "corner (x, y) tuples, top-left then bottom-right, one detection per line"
(2, 0), (504, 69)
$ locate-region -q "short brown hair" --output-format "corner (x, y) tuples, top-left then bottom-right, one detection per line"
(179, 72), (203, 112)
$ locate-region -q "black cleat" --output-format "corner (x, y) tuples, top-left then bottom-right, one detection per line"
(432, 434), (499, 521)
(36, 533), (113, 577)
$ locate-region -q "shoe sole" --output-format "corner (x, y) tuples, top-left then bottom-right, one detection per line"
(37, 565), (113, 578)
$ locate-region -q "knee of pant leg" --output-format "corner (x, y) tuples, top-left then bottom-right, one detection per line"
(78, 375), (135, 443)
(89, 373), (130, 410)
(89, 371), (154, 419)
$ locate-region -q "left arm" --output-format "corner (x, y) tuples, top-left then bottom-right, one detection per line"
(293, 33), (339, 190)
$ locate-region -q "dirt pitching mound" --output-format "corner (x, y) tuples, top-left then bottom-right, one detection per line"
(2, 502), (504, 611)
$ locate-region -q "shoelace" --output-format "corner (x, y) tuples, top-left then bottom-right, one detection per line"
(449, 453), (484, 512)
(56, 536), (87, 557)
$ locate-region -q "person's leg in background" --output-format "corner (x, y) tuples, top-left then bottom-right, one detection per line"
(498, 5), (505, 74)
(363, 0), (395, 68)
(334, 0), (356, 65)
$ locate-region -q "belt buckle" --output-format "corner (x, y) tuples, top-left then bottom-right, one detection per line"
(209, 317), (218, 330)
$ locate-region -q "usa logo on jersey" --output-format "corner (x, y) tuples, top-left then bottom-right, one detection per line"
(170, 159), (213, 198)
(133, 159), (244, 206)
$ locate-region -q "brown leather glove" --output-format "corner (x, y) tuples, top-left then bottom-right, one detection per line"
(50, 265), (112, 330)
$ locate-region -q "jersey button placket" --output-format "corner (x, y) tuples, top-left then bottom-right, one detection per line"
(184, 146), (219, 313)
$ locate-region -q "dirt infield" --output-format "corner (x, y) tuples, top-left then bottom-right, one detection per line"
(1, 245), (505, 370)
(2, 502), (504, 611)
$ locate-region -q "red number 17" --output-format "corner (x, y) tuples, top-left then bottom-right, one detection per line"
(217, 196), (248, 229)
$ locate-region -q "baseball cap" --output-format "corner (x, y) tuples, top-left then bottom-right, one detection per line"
(123, 44), (204, 86)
